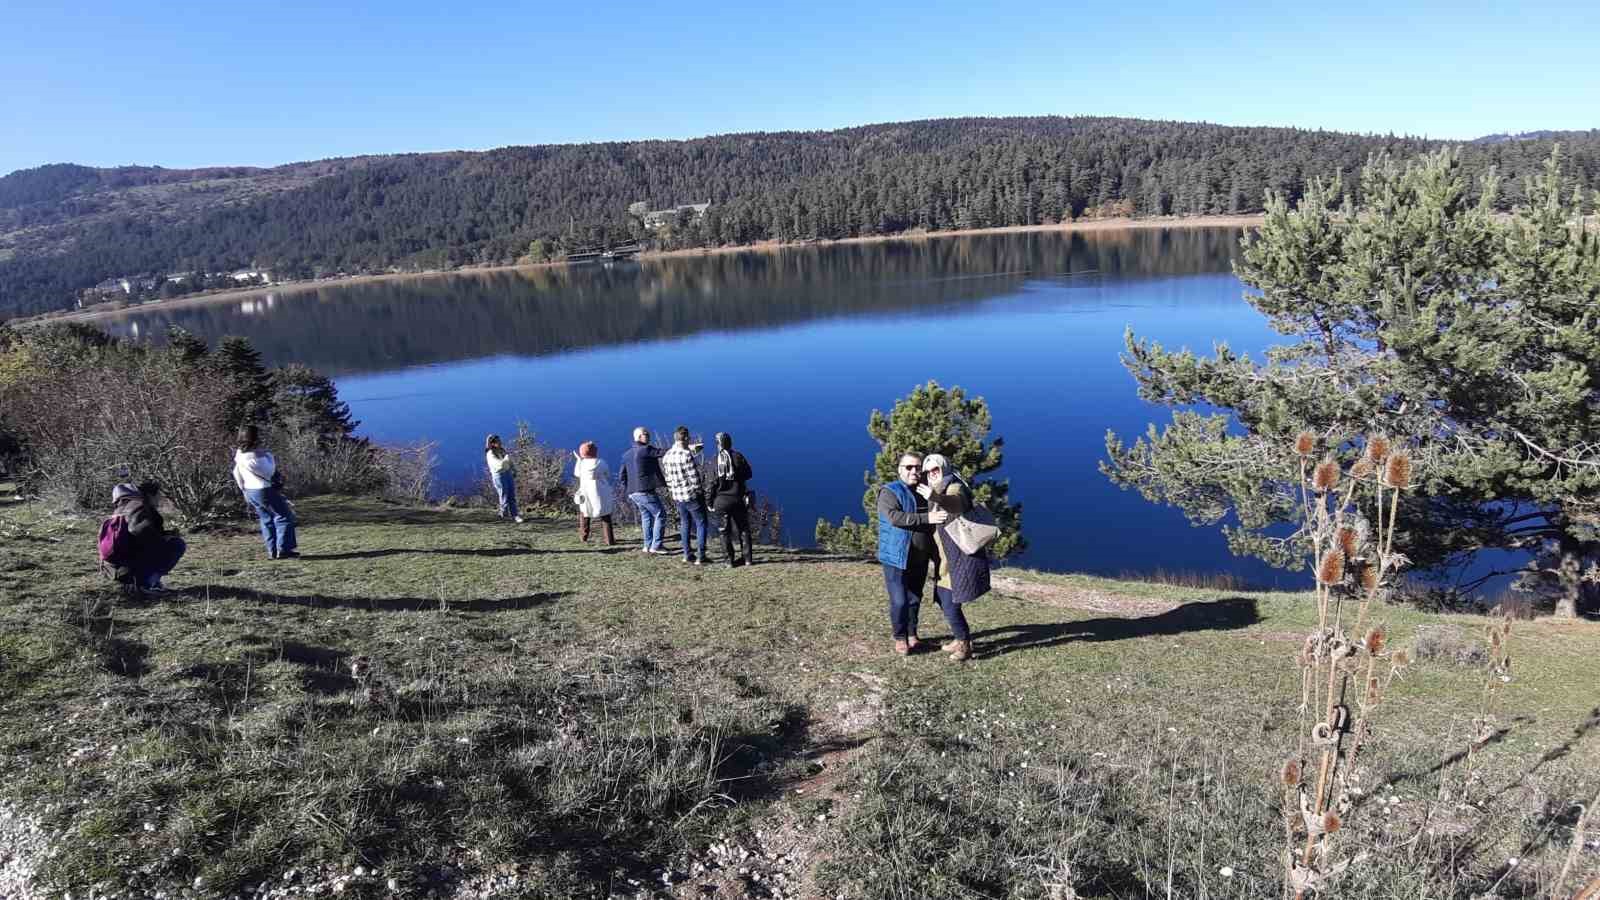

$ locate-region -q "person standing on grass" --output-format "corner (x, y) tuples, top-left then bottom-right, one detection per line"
(233, 425), (299, 560)
(572, 441), (616, 545)
(662, 426), (709, 566)
(877, 452), (948, 655)
(709, 432), (755, 568)
(620, 427), (669, 554)
(105, 481), (186, 595)
(485, 434), (524, 524)
(922, 454), (989, 662)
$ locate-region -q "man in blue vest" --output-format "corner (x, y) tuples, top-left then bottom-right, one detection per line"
(877, 452), (948, 655)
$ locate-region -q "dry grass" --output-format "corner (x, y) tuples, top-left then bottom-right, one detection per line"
(0, 490), (1596, 898)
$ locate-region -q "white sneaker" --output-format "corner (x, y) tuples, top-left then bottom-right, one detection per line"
(514, 516), (525, 524)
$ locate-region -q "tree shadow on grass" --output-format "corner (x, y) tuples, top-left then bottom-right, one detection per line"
(199, 585), (575, 613)
(304, 547), (534, 561)
(308, 503), (489, 528)
(303, 545), (633, 561)
(969, 597), (1259, 658)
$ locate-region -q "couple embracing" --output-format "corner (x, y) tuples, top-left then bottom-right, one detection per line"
(877, 451), (993, 662)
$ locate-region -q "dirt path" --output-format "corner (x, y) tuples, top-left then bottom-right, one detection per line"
(990, 575), (1181, 617)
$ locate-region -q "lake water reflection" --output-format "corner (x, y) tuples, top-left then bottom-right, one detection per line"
(108, 227), (1297, 585)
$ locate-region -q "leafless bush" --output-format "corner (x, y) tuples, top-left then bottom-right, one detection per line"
(4, 348), (235, 522)
(506, 422), (570, 512)
(374, 441), (437, 503)
(273, 427), (387, 497)
(1411, 625), (1488, 667)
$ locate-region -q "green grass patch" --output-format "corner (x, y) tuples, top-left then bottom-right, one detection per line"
(0, 494), (1596, 898)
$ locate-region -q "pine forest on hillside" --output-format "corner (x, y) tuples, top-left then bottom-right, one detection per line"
(2, 116), (1598, 317)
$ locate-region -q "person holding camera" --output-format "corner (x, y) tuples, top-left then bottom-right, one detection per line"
(233, 424), (299, 560)
(709, 432), (755, 568)
(876, 451), (949, 655)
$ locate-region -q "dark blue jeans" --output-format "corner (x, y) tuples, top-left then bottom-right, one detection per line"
(935, 586), (970, 641)
(493, 469), (518, 519)
(676, 498), (708, 560)
(136, 536), (186, 588)
(629, 491), (665, 550)
(883, 559), (929, 639)
(244, 487), (298, 557)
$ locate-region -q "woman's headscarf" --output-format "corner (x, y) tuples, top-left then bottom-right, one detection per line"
(715, 432), (736, 480)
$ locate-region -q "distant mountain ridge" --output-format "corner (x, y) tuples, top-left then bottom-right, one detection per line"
(3, 116), (1597, 318)
(1472, 129), (1598, 144)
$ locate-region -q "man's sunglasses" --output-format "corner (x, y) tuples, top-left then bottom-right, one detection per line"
(900, 464), (920, 471)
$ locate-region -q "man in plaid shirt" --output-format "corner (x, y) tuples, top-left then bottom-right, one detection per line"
(662, 426), (709, 564)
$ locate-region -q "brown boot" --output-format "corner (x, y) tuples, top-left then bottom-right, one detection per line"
(578, 516), (591, 542)
(601, 516), (615, 546)
(948, 640), (972, 662)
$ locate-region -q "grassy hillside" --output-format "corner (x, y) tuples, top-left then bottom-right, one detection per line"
(1, 491), (1596, 899)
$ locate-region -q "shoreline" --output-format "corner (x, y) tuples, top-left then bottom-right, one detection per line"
(40, 214), (1263, 324)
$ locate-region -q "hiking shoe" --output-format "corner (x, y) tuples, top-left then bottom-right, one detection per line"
(948, 640), (972, 662)
(276, 550), (301, 560)
(906, 634), (920, 652)
(893, 639), (910, 656)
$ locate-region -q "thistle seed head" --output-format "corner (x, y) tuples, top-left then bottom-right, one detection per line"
(1365, 627), (1386, 655)
(1338, 527), (1359, 559)
(1323, 811), (1343, 834)
(1365, 676), (1381, 705)
(1360, 564), (1380, 593)
(1366, 435), (1391, 465)
(1312, 458), (1341, 493)
(1351, 456), (1374, 479)
(1295, 431), (1316, 457)
(1489, 628), (1501, 650)
(1391, 648), (1411, 669)
(1281, 758), (1303, 787)
(1317, 551), (1346, 585)
(1384, 451), (1413, 490)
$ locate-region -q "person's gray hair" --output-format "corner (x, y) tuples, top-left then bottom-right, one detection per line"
(632, 426), (650, 444)
(921, 453), (950, 473)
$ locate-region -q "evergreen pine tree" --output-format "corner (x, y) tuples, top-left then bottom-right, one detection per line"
(1104, 150), (1600, 616)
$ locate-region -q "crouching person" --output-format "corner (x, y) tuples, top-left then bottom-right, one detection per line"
(101, 481), (186, 596)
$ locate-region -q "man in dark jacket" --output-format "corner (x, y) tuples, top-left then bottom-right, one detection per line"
(876, 453), (948, 655)
(108, 481), (186, 594)
(619, 427), (669, 554)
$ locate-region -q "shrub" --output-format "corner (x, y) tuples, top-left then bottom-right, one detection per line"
(374, 441), (437, 503)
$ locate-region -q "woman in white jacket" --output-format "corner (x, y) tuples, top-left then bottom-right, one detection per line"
(485, 434), (524, 523)
(233, 425), (299, 559)
(572, 441), (616, 545)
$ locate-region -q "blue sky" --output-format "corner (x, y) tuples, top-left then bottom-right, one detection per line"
(3, 0), (1597, 175)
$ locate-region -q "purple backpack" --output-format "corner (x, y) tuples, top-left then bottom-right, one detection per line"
(98, 516), (134, 565)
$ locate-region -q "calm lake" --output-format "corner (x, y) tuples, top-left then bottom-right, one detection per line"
(105, 227), (1300, 586)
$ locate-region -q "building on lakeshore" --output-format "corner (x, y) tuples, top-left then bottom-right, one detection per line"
(633, 201), (711, 230)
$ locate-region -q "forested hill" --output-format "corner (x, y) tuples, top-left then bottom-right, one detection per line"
(3, 117), (1598, 318)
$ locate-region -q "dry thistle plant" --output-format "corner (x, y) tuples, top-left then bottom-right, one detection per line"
(1281, 433), (1414, 898)
(1464, 612), (1513, 791)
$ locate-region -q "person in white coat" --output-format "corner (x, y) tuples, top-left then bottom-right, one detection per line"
(573, 441), (616, 545)
(233, 425), (299, 560)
